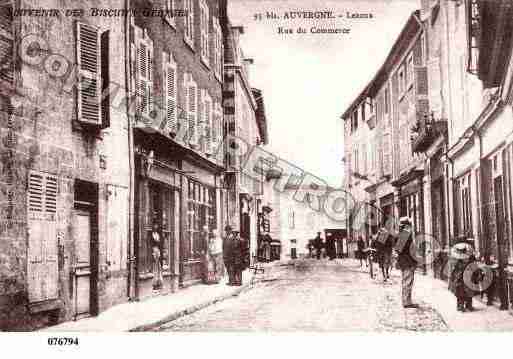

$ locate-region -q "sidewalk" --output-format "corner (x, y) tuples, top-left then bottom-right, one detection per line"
(345, 258), (513, 331)
(42, 270), (257, 332)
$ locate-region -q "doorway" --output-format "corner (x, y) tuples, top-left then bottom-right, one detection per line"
(73, 180), (99, 319)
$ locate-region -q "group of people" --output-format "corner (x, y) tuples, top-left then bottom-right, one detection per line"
(356, 217), (485, 312)
(222, 225), (250, 286)
(307, 232), (337, 260)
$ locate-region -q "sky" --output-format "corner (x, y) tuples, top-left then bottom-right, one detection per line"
(228, 0), (420, 187)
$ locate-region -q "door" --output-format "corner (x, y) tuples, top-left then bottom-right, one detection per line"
(73, 209), (91, 317)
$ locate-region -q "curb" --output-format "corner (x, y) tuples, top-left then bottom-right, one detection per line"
(129, 280), (255, 332)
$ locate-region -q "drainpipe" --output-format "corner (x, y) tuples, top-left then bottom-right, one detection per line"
(444, 147), (454, 248)
(125, 0), (137, 301)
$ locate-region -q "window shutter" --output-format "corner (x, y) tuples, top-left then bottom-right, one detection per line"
(77, 22), (101, 126)
(204, 98), (212, 155)
(0, 1), (13, 85)
(136, 28), (153, 120)
(197, 89), (204, 150)
(27, 171), (58, 302)
(188, 82), (197, 146)
(163, 54), (177, 136)
(383, 134), (391, 176)
(100, 31), (110, 129)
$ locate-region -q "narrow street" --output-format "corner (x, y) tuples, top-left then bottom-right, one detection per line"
(156, 259), (448, 332)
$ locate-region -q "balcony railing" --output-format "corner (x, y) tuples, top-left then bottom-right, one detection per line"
(411, 113), (448, 153)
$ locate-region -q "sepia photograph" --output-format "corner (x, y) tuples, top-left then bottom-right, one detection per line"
(1, 0), (513, 346)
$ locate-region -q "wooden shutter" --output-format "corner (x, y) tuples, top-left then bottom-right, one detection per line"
(100, 31), (110, 129)
(77, 22), (101, 126)
(136, 27), (153, 119)
(204, 97), (212, 154)
(0, 1), (13, 85)
(27, 171), (58, 303)
(200, 0), (209, 63)
(164, 54), (177, 135)
(383, 134), (391, 176)
(187, 79), (197, 146)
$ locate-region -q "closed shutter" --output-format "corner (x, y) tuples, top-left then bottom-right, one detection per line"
(187, 79), (197, 146)
(77, 22), (101, 126)
(383, 134), (391, 176)
(204, 97), (212, 154)
(185, 0), (194, 44)
(200, 0), (209, 64)
(135, 27), (153, 120)
(163, 55), (177, 136)
(0, 1), (13, 85)
(27, 171), (59, 303)
(415, 66), (430, 128)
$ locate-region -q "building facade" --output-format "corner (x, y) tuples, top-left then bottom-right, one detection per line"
(130, 0), (226, 296)
(220, 9), (268, 262)
(342, 0), (513, 310)
(0, 0), (130, 329)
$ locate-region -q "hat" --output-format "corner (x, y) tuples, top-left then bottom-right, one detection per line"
(451, 242), (474, 260)
(399, 217), (411, 225)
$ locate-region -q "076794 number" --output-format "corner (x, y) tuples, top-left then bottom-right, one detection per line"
(47, 337), (79, 346)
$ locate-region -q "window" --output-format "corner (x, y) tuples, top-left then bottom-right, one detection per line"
(351, 110), (359, 132)
(184, 0), (194, 48)
(360, 103), (365, 123)
(212, 102), (223, 158)
(212, 17), (223, 80)
(0, 1), (14, 85)
(185, 180), (216, 260)
(353, 148), (359, 174)
(199, 0), (209, 66)
(184, 73), (198, 146)
(361, 143), (367, 175)
(201, 90), (213, 155)
(165, 0), (175, 27)
(456, 173), (473, 236)
(384, 85), (390, 115)
(134, 26), (154, 121)
(289, 210), (295, 229)
(398, 66), (405, 95)
(382, 134), (391, 175)
(163, 51), (177, 136)
(407, 55), (414, 87)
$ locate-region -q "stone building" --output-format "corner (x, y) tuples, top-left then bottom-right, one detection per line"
(342, 11), (426, 249)
(130, 0), (226, 295)
(220, 5), (268, 262)
(0, 0), (130, 329)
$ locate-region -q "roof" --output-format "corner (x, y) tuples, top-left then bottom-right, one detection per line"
(341, 10), (422, 120)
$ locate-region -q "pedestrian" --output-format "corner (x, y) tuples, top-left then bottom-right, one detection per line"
(395, 217), (418, 308)
(326, 234), (336, 260)
(307, 240), (314, 258)
(150, 222), (163, 290)
(356, 236), (366, 267)
(314, 232), (323, 260)
(222, 225), (235, 285)
(232, 231), (246, 286)
(449, 239), (477, 312)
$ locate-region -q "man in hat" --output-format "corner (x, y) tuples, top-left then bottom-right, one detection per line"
(396, 217), (418, 308)
(449, 237), (477, 312)
(222, 225), (235, 285)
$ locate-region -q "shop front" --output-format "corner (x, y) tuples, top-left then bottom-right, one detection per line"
(134, 148), (181, 300)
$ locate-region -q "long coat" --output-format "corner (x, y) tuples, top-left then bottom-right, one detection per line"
(222, 234), (234, 267)
(448, 256), (477, 299)
(396, 229), (417, 270)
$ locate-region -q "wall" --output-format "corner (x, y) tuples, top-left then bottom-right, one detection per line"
(0, 0), (130, 330)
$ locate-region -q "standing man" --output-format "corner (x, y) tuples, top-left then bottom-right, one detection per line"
(314, 232), (323, 260)
(222, 225), (234, 285)
(357, 236), (366, 267)
(396, 217), (418, 308)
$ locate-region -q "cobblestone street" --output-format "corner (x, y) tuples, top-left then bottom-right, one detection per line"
(156, 259), (449, 332)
